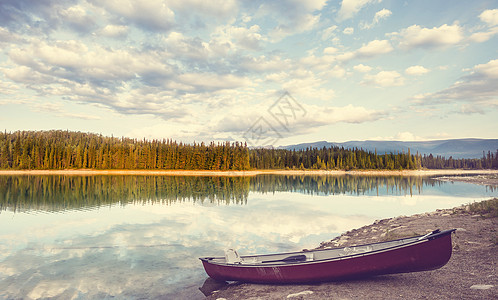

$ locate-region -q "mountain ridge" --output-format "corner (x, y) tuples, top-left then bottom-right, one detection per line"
(279, 138), (498, 159)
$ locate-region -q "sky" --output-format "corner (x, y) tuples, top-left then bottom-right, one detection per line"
(0, 0), (497, 147)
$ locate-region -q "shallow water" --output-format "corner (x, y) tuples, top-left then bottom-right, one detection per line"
(0, 175), (495, 299)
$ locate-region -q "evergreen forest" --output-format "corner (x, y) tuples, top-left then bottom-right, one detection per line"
(0, 130), (497, 170)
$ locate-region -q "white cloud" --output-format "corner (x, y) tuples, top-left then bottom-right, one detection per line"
(353, 64), (372, 73)
(470, 9), (498, 43)
(374, 132), (424, 141)
(364, 71), (405, 87)
(370, 132), (427, 141)
(413, 59), (498, 105)
(58, 5), (96, 33)
(270, 13), (320, 41)
(361, 8), (392, 29)
(97, 25), (129, 38)
(405, 65), (430, 76)
(94, 0), (175, 31)
(479, 9), (498, 26)
(335, 40), (393, 62)
(374, 8), (392, 22)
(240, 55), (290, 72)
(337, 0), (380, 22)
(321, 25), (338, 40)
(474, 59), (498, 78)
(343, 27), (354, 35)
(178, 73), (251, 92)
(356, 39), (393, 57)
(257, 1), (326, 41)
(394, 131), (423, 141)
(391, 24), (464, 49)
(0, 27), (24, 45)
(304, 104), (386, 125)
(469, 27), (498, 43)
(212, 24), (265, 51)
(323, 47), (339, 55)
(211, 103), (386, 139)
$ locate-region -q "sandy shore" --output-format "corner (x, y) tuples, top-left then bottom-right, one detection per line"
(206, 199), (497, 299)
(0, 169), (497, 177)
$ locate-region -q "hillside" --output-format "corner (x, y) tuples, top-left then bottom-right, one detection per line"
(281, 139), (498, 159)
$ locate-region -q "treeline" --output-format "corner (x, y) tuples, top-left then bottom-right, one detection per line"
(421, 152), (498, 169)
(249, 147), (420, 170)
(0, 130), (250, 170)
(0, 130), (496, 170)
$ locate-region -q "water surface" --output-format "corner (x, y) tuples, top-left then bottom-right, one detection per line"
(0, 175), (495, 299)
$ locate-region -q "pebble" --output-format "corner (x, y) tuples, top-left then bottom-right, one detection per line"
(470, 284), (493, 290)
(287, 290), (314, 298)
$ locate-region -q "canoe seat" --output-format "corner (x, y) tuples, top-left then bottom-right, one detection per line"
(225, 248), (242, 264)
(340, 246), (373, 256)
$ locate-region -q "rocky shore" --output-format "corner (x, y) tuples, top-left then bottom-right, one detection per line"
(206, 199), (497, 299)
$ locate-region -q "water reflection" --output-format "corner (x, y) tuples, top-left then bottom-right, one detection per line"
(0, 174), (496, 299)
(1, 174), (496, 213)
(0, 175), (250, 213)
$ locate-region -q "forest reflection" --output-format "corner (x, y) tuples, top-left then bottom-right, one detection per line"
(0, 174), (461, 213)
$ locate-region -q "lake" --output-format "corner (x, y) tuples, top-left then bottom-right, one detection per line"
(0, 174), (496, 299)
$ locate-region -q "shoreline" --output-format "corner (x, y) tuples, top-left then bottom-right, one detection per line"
(0, 169), (497, 177)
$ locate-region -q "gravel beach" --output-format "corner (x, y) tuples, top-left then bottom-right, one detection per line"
(205, 199), (497, 300)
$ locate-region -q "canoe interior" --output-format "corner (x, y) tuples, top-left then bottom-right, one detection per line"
(203, 230), (454, 266)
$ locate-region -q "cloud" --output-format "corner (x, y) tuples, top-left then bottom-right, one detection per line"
(212, 24), (266, 51)
(177, 73), (251, 92)
(353, 64), (372, 73)
(470, 9), (498, 43)
(405, 65), (430, 76)
(58, 5), (97, 33)
(270, 13), (321, 41)
(92, 0), (175, 32)
(211, 103), (386, 139)
(334, 39), (394, 62)
(321, 25), (338, 40)
(97, 25), (129, 38)
(356, 39), (393, 57)
(337, 0), (380, 22)
(394, 131), (424, 141)
(364, 71), (405, 87)
(390, 24), (464, 49)
(343, 27), (354, 35)
(373, 132), (424, 141)
(361, 8), (392, 29)
(0, 27), (25, 45)
(413, 59), (498, 105)
(323, 47), (339, 55)
(479, 9), (498, 26)
(313, 104), (386, 124)
(257, 0), (326, 41)
(469, 27), (498, 43)
(458, 104), (485, 115)
(239, 55), (291, 72)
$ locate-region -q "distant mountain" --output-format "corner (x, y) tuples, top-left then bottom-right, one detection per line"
(279, 139), (498, 159)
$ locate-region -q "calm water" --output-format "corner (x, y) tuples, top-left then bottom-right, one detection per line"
(0, 175), (496, 299)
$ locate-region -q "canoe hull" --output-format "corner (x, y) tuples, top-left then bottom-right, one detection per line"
(200, 230), (454, 283)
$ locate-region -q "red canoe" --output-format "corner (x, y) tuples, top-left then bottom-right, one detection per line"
(200, 229), (456, 283)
